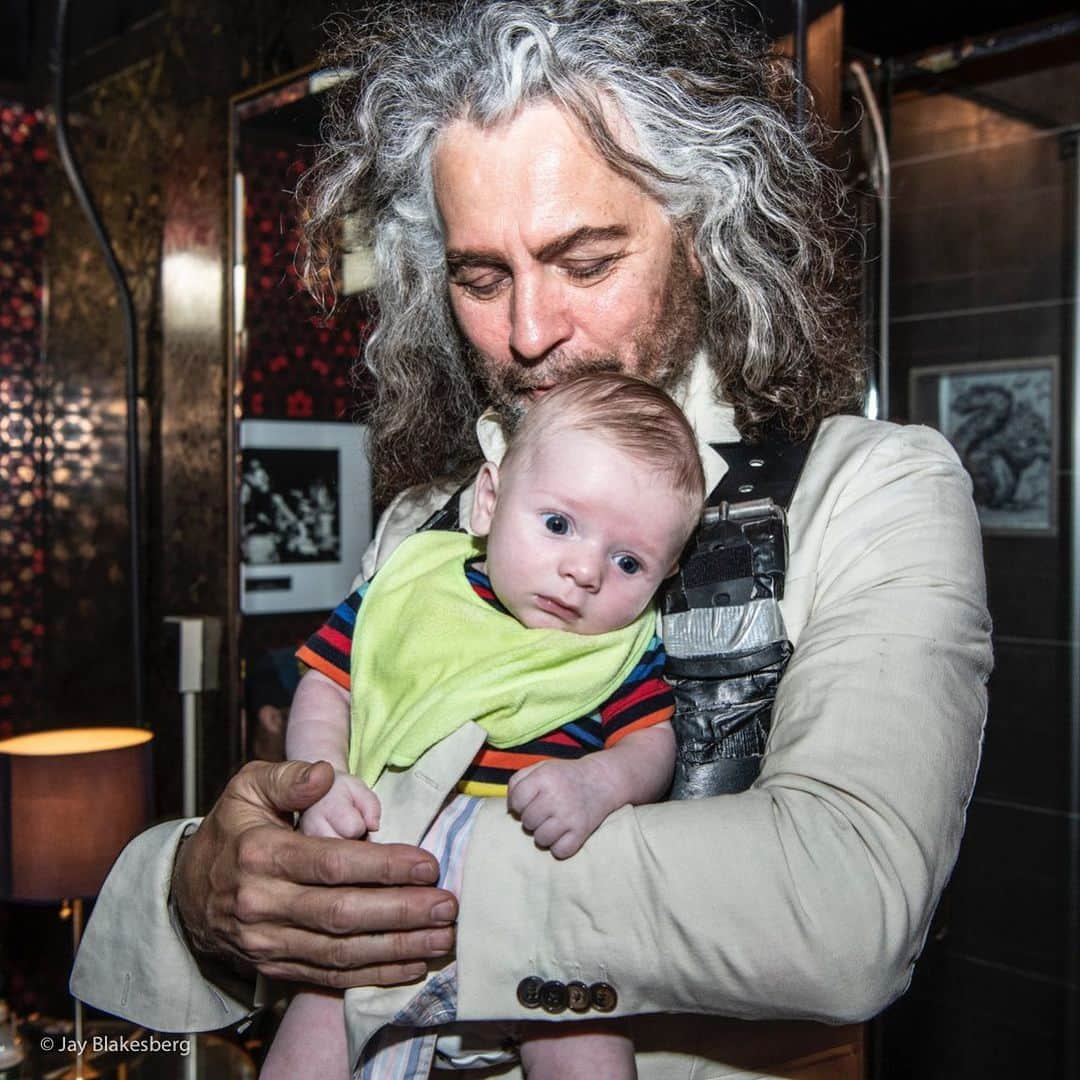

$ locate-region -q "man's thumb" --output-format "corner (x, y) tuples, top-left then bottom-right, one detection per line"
(260, 759), (336, 812)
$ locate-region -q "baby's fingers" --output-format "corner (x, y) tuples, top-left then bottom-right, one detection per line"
(532, 815), (574, 852)
(299, 809), (365, 840)
(518, 795), (558, 834)
(352, 784), (382, 832)
(507, 764), (545, 816)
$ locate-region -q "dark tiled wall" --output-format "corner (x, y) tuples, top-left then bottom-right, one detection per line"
(0, 0), (351, 1017)
(0, 103), (48, 738)
(881, 56), (1079, 1079)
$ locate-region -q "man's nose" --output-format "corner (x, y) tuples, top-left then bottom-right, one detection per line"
(508, 273), (572, 363)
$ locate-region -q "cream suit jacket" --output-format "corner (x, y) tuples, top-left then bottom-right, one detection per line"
(71, 382), (992, 1079)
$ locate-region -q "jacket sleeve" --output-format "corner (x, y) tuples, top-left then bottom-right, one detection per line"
(69, 820), (258, 1031)
(454, 422), (993, 1025)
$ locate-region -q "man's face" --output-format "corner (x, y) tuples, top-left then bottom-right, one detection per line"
(434, 100), (701, 419)
(471, 428), (693, 635)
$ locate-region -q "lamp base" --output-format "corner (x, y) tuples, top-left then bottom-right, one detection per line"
(56, 1060), (102, 1080)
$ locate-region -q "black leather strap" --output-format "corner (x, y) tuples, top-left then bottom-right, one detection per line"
(706, 427), (817, 510)
(416, 482), (470, 534)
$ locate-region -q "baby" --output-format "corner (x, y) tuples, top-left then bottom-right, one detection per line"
(263, 373), (704, 1079)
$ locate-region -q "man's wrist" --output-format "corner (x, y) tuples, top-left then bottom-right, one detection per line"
(170, 820), (215, 962)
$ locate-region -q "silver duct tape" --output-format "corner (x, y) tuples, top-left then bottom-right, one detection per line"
(662, 598), (786, 658)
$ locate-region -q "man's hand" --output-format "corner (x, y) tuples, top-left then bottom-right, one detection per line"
(506, 758), (618, 860)
(299, 770), (382, 839)
(171, 760), (457, 989)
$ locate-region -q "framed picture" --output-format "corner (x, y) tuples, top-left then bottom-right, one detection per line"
(908, 356), (1058, 537)
(240, 420), (372, 613)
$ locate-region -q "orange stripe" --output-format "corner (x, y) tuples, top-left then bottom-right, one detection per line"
(295, 645), (351, 690)
(471, 748), (549, 770)
(604, 704), (674, 746)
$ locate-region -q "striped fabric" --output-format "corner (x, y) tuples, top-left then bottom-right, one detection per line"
(297, 582), (369, 690)
(358, 794), (484, 1080)
(297, 558), (674, 795)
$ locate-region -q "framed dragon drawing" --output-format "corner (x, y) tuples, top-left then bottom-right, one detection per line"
(909, 356), (1059, 537)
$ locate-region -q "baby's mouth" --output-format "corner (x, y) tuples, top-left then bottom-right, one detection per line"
(535, 594), (581, 621)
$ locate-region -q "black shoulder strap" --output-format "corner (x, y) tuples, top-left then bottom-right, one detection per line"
(415, 481), (471, 534)
(705, 426), (817, 510)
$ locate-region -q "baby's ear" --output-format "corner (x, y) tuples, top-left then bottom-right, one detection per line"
(470, 461), (500, 536)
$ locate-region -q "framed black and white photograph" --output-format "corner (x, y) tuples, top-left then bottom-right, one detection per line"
(240, 420), (372, 613)
(909, 356), (1058, 537)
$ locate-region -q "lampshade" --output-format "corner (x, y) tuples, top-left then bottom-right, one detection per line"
(0, 727), (153, 902)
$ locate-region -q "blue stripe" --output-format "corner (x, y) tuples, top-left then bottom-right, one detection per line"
(625, 647), (666, 685)
(402, 1025), (428, 1076)
(334, 583), (368, 626)
(436, 798), (480, 889)
(559, 721), (604, 748)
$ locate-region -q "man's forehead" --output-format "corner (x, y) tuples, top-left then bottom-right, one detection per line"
(432, 100), (666, 252)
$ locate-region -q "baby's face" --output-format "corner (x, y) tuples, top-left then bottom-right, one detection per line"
(472, 429), (696, 635)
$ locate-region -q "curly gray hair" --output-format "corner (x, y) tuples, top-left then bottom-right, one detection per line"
(301, 0), (863, 501)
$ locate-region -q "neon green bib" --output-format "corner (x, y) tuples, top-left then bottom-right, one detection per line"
(349, 530), (655, 785)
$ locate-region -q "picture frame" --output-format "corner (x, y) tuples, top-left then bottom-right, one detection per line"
(239, 420), (372, 613)
(908, 356), (1058, 537)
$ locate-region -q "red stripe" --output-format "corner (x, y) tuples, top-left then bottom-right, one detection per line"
(319, 625), (352, 657)
(600, 677), (668, 724)
(537, 729), (579, 748)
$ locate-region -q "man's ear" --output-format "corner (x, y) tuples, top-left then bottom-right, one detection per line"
(470, 461), (500, 536)
(680, 227), (703, 279)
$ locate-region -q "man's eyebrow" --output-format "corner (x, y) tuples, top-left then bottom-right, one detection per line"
(445, 225), (629, 270)
(535, 225), (629, 261)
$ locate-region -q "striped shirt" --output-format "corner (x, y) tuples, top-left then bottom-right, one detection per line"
(297, 558), (674, 794)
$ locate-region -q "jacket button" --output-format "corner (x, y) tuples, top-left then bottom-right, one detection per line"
(516, 976), (544, 1009)
(539, 980), (569, 1014)
(566, 980), (590, 1013)
(589, 981), (617, 1012)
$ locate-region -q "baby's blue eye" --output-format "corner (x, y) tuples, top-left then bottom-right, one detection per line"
(615, 554), (641, 575)
(543, 513), (570, 535)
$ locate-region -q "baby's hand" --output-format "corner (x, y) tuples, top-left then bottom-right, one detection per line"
(298, 769), (382, 839)
(507, 759), (616, 860)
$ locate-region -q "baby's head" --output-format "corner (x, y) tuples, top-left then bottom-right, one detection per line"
(470, 373), (704, 634)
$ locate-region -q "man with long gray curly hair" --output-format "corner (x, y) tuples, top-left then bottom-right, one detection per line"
(73, 3), (990, 1078)
(301, 0), (864, 504)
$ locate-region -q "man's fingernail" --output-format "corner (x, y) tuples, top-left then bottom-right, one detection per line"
(427, 928), (454, 954)
(298, 763), (314, 783)
(410, 861), (439, 884)
(430, 900), (456, 923)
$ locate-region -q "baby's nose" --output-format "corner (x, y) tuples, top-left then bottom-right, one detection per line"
(560, 549), (602, 591)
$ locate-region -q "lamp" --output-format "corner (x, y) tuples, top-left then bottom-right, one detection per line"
(0, 727), (153, 1079)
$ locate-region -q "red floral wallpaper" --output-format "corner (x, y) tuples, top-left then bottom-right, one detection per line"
(239, 140), (375, 421)
(0, 103), (48, 737)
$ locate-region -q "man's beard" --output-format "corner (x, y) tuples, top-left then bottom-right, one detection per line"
(468, 237), (703, 428)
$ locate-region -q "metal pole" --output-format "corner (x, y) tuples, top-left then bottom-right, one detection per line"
(52, 0), (145, 729)
(182, 691), (198, 818)
(849, 61), (892, 421)
(1064, 123), (1080, 1080)
(70, 898), (93, 1080)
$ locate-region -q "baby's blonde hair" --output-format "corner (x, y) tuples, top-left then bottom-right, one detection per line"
(501, 373), (705, 518)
